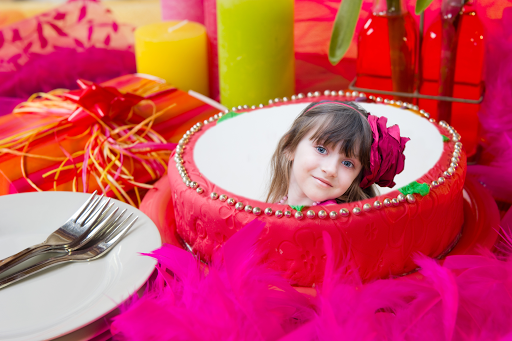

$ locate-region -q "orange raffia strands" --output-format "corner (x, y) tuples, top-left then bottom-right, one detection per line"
(0, 74), (220, 206)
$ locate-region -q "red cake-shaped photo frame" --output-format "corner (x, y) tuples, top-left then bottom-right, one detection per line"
(165, 93), (491, 287)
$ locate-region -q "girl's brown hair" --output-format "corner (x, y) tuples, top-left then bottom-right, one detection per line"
(266, 101), (376, 204)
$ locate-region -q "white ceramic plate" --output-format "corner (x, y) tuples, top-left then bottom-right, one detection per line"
(0, 192), (161, 341)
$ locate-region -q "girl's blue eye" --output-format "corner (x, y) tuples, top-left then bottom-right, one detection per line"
(342, 160), (354, 168)
(316, 146), (327, 154)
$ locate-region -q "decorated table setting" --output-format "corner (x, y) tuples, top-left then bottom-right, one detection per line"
(0, 0), (511, 340)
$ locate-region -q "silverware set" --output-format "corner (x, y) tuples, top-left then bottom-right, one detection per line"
(0, 192), (138, 289)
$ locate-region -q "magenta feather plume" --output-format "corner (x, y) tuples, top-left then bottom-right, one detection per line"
(111, 217), (512, 341)
(283, 232), (512, 341)
(111, 219), (314, 340)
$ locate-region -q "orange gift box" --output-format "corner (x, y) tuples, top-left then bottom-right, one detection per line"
(0, 74), (220, 206)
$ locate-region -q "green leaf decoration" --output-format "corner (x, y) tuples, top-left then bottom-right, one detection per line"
(399, 181), (430, 197)
(217, 111), (240, 124)
(328, 0), (364, 65)
(415, 0), (435, 14)
(290, 205), (305, 212)
(442, 134), (450, 142)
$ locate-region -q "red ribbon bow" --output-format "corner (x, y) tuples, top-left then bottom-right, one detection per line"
(64, 79), (145, 123)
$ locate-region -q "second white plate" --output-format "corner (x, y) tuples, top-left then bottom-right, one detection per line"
(0, 192), (161, 341)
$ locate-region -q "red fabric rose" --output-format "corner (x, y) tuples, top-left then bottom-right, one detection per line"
(360, 115), (410, 189)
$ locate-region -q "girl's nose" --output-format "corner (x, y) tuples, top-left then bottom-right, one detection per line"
(321, 156), (338, 177)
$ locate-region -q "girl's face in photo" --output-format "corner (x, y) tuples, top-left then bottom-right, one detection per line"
(287, 128), (363, 205)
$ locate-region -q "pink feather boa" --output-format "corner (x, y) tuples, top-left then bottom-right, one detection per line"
(111, 219), (512, 341)
(110, 220), (314, 340)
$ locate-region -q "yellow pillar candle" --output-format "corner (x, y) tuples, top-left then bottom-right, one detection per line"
(135, 20), (210, 96)
(217, 0), (294, 109)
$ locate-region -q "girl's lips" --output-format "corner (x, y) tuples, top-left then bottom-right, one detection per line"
(313, 176), (332, 187)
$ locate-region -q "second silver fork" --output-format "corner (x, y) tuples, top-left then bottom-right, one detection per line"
(0, 213), (138, 290)
(0, 192), (116, 275)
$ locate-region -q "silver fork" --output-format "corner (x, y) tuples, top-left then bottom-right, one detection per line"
(0, 214), (138, 290)
(0, 191), (115, 274)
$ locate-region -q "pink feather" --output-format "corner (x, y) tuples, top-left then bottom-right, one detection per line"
(111, 215), (512, 341)
(111, 220), (314, 340)
(413, 255), (459, 341)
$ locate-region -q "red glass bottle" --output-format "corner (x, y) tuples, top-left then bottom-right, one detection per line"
(419, 1), (484, 156)
(356, 0), (418, 100)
